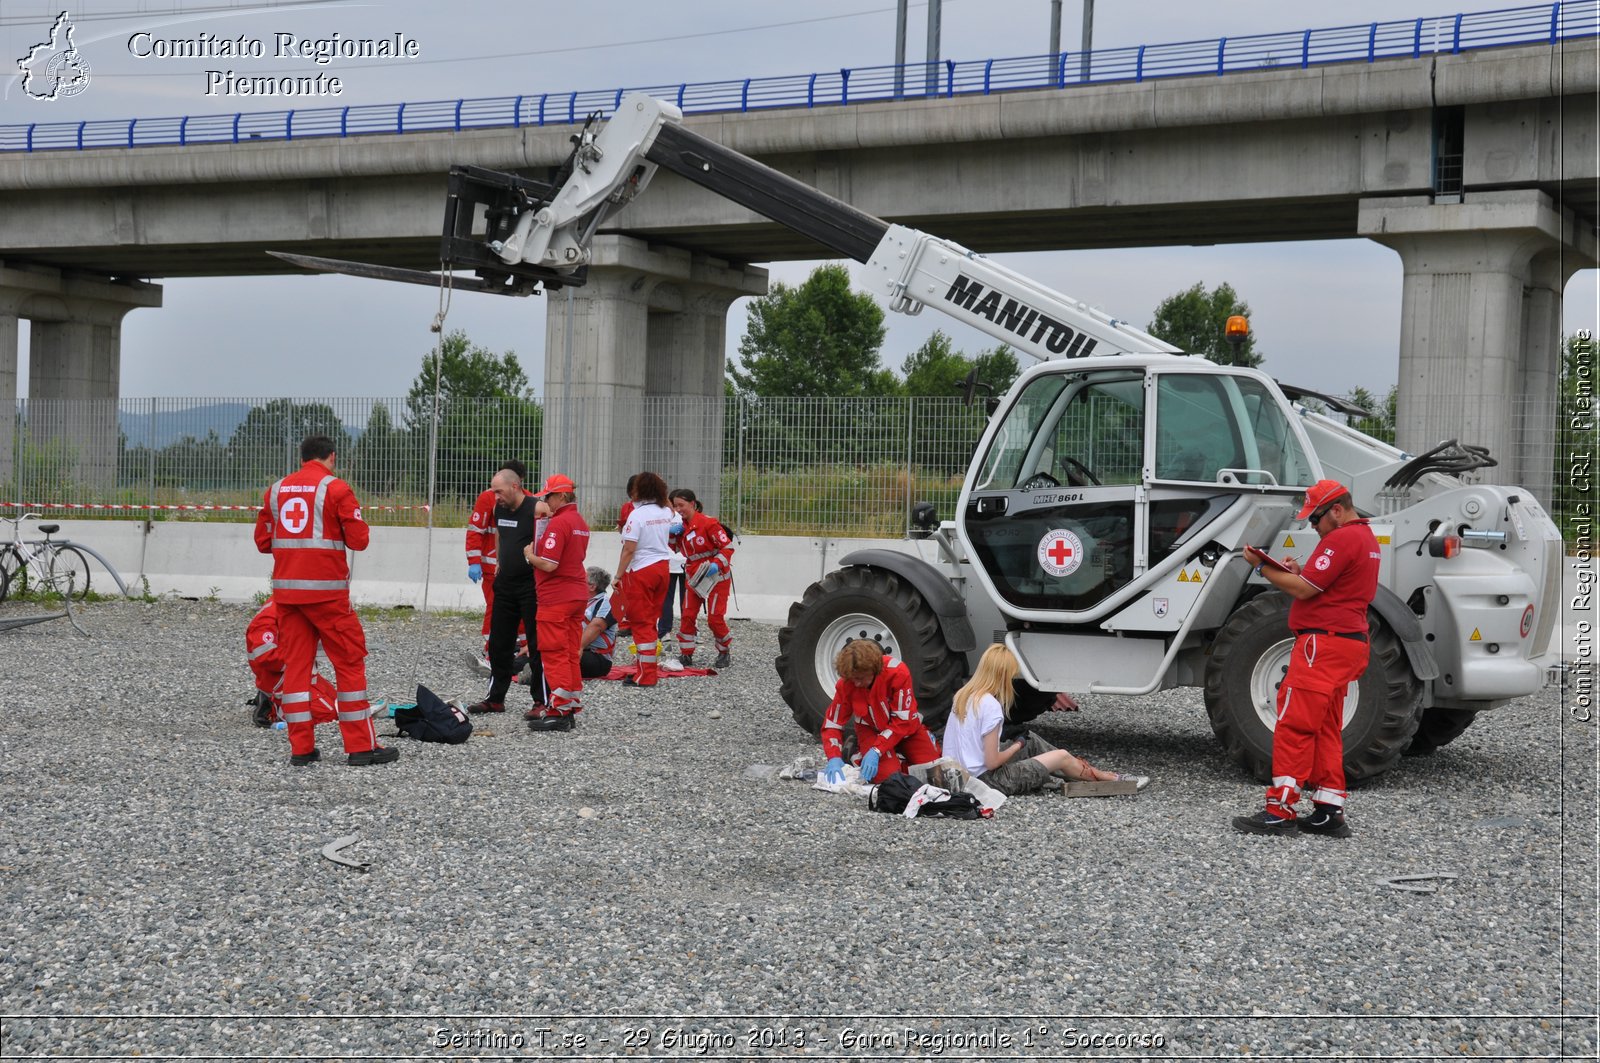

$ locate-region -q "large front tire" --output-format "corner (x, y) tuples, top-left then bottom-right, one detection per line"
(776, 566), (965, 737)
(1203, 593), (1424, 783)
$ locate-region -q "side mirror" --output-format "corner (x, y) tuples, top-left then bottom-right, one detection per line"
(909, 501), (939, 539)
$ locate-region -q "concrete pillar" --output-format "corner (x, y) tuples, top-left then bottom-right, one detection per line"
(542, 235), (765, 523)
(0, 263), (161, 493)
(1358, 191), (1596, 506)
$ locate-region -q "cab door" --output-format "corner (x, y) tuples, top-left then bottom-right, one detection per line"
(959, 368), (1146, 620)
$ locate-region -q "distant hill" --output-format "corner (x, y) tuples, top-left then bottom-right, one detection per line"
(118, 403), (253, 448)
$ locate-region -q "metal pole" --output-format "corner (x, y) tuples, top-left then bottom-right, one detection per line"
(1079, 0), (1094, 81)
(894, 0), (908, 97)
(904, 396), (914, 538)
(925, 0), (942, 96)
(735, 394), (745, 535)
(1050, 0), (1062, 55)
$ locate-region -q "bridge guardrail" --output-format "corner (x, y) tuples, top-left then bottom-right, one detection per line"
(2, 1), (1596, 153)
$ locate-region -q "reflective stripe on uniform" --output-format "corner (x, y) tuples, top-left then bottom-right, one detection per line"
(335, 690), (368, 702)
(273, 578), (349, 591)
(687, 549), (720, 561)
(551, 687), (580, 700)
(281, 691), (311, 704)
(247, 642), (275, 660)
(271, 537), (345, 550)
(337, 708), (371, 722)
(281, 710), (314, 723)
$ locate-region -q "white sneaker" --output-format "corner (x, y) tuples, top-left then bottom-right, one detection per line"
(1115, 772), (1151, 792)
(469, 651), (492, 674)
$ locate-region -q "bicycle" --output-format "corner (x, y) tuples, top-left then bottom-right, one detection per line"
(0, 513), (92, 604)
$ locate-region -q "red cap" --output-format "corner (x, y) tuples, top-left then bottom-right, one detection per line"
(1296, 479), (1349, 520)
(532, 474), (576, 498)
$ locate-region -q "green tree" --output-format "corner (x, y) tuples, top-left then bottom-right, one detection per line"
(1148, 282), (1263, 367)
(345, 401), (413, 496)
(227, 399), (352, 485)
(405, 329), (531, 432)
(900, 331), (1020, 475)
(729, 264), (891, 397)
(1348, 384), (1398, 445)
(901, 331), (1019, 398)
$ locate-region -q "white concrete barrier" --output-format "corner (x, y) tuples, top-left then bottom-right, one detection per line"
(37, 519), (943, 624)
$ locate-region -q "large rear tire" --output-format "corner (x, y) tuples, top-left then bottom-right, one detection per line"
(1405, 707), (1479, 756)
(776, 566), (965, 737)
(1203, 593), (1424, 783)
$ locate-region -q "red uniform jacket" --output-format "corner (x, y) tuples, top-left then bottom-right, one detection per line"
(534, 501), (591, 604)
(466, 488), (499, 569)
(820, 657), (922, 761)
(679, 511), (733, 576)
(253, 461), (369, 604)
(245, 599), (282, 693)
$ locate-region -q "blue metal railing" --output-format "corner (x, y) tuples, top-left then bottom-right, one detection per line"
(2, 1), (1594, 153)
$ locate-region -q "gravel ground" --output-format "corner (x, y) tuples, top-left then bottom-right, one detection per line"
(0, 598), (1595, 1061)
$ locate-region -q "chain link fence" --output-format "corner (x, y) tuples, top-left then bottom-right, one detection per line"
(0, 394), (989, 537)
(1, 392), (1587, 540)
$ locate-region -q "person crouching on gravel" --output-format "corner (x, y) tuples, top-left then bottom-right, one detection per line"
(820, 640), (941, 786)
(941, 644), (1148, 795)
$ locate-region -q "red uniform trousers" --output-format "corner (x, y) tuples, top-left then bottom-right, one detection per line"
(1266, 633), (1369, 818)
(622, 560), (670, 684)
(477, 563), (495, 651)
(249, 653), (336, 726)
(276, 598), (376, 757)
(537, 597), (586, 714)
(678, 576), (731, 660)
(854, 721), (941, 784)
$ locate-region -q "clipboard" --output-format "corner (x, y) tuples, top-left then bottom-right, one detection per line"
(1243, 544), (1294, 574)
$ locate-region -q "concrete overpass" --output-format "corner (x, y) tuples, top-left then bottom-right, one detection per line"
(1, 37), (1595, 505)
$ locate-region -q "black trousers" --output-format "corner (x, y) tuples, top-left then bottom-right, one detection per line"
(487, 578), (544, 704)
(580, 650), (613, 680)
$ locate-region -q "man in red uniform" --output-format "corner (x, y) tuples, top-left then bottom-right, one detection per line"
(253, 435), (397, 767)
(669, 489), (735, 669)
(245, 597), (336, 728)
(465, 459), (527, 671)
(819, 639), (941, 785)
(527, 474), (590, 731)
(1235, 479), (1379, 837)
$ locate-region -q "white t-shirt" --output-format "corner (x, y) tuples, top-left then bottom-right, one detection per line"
(942, 692), (1004, 778)
(622, 502), (675, 571)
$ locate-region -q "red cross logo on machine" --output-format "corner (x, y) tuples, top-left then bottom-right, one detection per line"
(1037, 528), (1085, 578)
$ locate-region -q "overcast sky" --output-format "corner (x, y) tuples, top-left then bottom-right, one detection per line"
(3, 0), (1595, 402)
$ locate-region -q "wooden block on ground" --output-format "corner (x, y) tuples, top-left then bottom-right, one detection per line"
(1064, 779), (1137, 797)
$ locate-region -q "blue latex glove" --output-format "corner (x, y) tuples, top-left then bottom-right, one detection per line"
(704, 561), (720, 578)
(857, 748), (881, 783)
(467, 563), (482, 583)
(824, 757), (845, 785)
(669, 519), (683, 536)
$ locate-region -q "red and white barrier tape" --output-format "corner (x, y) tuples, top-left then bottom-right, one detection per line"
(0, 501), (431, 512)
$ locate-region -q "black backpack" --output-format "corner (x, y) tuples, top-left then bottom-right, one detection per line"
(868, 773), (985, 819)
(392, 684), (472, 744)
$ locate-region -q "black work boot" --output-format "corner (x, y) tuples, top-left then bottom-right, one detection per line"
(712, 652), (732, 669)
(348, 746), (400, 766)
(289, 748), (321, 767)
(1232, 809), (1298, 836)
(1297, 802), (1353, 838)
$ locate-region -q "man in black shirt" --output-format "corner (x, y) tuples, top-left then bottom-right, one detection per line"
(468, 468), (547, 714)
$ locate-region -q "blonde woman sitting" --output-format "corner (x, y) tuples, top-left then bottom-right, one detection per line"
(942, 644), (1149, 795)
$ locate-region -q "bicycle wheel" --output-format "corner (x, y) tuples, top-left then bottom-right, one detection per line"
(0, 545), (24, 602)
(46, 545), (91, 601)
(0, 559), (9, 605)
